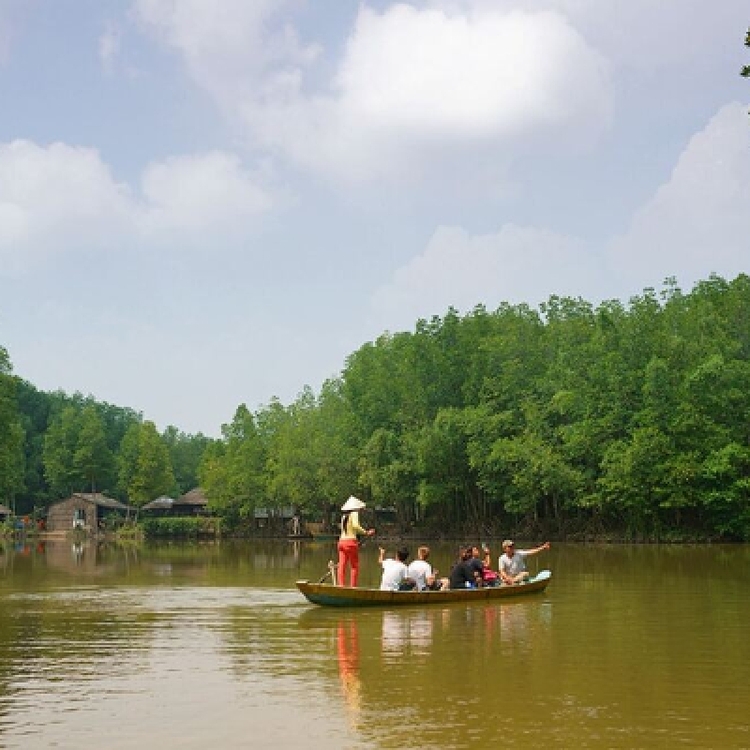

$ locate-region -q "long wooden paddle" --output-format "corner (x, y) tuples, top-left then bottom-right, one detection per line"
(317, 559), (338, 584)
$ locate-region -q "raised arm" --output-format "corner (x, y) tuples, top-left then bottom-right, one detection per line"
(378, 546), (386, 565)
(351, 510), (376, 537)
(527, 542), (551, 556)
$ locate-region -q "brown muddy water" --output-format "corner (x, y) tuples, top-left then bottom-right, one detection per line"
(1, 539), (749, 749)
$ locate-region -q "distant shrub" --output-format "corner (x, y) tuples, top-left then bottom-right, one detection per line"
(140, 516), (220, 538)
(115, 521), (144, 541)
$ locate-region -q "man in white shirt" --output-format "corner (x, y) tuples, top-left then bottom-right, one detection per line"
(407, 546), (448, 591)
(499, 539), (550, 585)
(378, 546), (409, 590)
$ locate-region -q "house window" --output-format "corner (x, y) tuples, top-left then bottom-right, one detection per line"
(73, 508), (86, 529)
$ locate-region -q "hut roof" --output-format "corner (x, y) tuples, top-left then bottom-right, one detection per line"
(69, 493), (129, 510)
(141, 496), (177, 511)
(177, 488), (208, 507)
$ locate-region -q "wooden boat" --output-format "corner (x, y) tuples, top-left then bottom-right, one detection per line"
(296, 570), (552, 607)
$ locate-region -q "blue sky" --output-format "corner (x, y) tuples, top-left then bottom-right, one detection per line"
(1, 1), (749, 436)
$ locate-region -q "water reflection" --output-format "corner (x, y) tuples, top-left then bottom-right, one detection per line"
(381, 609), (435, 658)
(336, 617), (362, 729)
(0, 539), (318, 591)
(1, 540), (750, 748)
(295, 598), (556, 744)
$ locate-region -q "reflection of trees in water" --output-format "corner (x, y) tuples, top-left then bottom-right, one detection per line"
(39, 539), (309, 583)
(0, 541), (9, 574)
(555, 543), (750, 587)
(41, 540), (144, 577)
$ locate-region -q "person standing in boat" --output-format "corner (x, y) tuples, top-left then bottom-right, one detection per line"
(498, 539), (550, 585)
(337, 496), (376, 587)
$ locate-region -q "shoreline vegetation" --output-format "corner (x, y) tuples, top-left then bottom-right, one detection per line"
(0, 499), (739, 546)
(3, 274), (750, 543)
(1, 527), (735, 545)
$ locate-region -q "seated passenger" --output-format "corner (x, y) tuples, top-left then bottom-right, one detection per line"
(467, 544), (495, 586)
(378, 546), (410, 591)
(448, 546), (479, 589)
(407, 546), (448, 591)
(498, 539), (551, 585)
(471, 543), (499, 586)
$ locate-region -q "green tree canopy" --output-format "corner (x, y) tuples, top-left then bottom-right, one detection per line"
(118, 421), (176, 506)
(0, 348), (25, 506)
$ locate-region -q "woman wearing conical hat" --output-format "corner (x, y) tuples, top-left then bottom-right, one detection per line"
(338, 496), (376, 587)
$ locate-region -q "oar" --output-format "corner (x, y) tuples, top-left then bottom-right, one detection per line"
(317, 559), (338, 584)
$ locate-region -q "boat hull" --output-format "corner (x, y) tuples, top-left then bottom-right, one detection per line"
(296, 570), (551, 607)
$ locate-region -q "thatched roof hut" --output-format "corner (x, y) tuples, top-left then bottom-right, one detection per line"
(141, 488), (208, 517)
(46, 493), (129, 532)
(141, 495), (177, 511)
(178, 488), (208, 508)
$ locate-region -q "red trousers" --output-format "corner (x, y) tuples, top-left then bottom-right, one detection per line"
(337, 539), (360, 587)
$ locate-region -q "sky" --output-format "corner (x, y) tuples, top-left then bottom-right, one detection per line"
(1, 1), (749, 437)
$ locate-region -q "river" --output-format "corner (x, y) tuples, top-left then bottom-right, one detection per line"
(1, 538), (749, 748)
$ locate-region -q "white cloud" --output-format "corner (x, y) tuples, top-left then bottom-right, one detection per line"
(134, 2), (613, 184)
(607, 102), (750, 289)
(0, 141), (133, 272)
(439, 0), (750, 70)
(276, 5), (612, 182)
(370, 224), (595, 331)
(0, 140), (275, 274)
(336, 6), (609, 138)
(139, 151), (274, 242)
(372, 101), (750, 331)
(133, 0), (318, 110)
